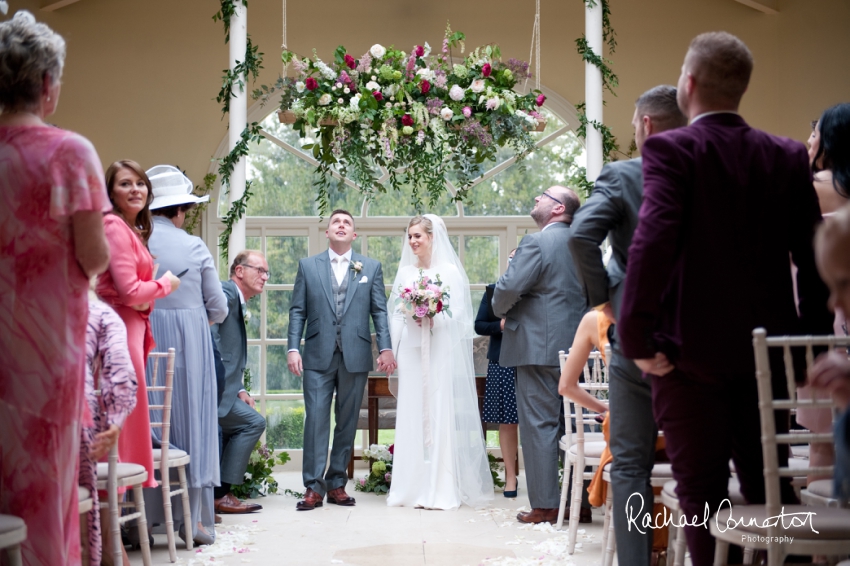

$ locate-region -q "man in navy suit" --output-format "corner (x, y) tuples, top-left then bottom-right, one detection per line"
(618, 32), (832, 566)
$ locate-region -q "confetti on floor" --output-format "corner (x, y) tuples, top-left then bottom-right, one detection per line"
(170, 523), (260, 565)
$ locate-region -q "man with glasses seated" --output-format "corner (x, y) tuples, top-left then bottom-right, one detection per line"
(210, 250), (269, 513)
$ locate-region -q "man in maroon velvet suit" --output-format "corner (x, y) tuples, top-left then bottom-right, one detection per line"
(618, 32), (833, 566)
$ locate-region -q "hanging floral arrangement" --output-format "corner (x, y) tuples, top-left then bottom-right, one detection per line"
(266, 24), (546, 215)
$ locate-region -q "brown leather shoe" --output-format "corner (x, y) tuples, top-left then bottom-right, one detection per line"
(326, 487), (355, 506)
(517, 508), (559, 524)
(214, 492), (262, 514)
(296, 488), (324, 511)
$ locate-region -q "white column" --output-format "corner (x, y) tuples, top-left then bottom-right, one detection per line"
(584, 1), (604, 182)
(228, 2), (248, 262)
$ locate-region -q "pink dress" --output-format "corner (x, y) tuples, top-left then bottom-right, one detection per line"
(0, 125), (111, 566)
(97, 214), (172, 487)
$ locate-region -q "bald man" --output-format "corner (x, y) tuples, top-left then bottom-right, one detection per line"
(493, 185), (588, 524)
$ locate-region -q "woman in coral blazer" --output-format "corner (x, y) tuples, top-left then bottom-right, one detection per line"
(97, 160), (180, 488)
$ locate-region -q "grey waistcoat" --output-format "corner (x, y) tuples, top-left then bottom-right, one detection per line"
(330, 260), (349, 351)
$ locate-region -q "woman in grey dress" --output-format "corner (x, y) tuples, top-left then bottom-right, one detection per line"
(145, 165), (228, 545)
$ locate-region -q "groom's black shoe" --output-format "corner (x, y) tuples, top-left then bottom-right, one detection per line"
(326, 487), (356, 506)
(296, 488), (324, 511)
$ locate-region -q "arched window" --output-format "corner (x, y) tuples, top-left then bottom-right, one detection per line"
(204, 89), (587, 451)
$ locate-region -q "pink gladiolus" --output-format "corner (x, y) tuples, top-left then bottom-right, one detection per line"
(482, 63), (492, 77)
(536, 94), (546, 107)
(344, 54), (356, 69)
(415, 45), (425, 57)
(305, 77), (318, 91)
(462, 106), (472, 118)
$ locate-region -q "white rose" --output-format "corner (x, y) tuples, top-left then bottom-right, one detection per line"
(343, 87), (350, 94)
(416, 67), (435, 82)
(370, 44), (386, 59)
(470, 79), (486, 93)
(337, 97), (344, 104)
(366, 80), (380, 91)
(449, 84), (465, 101)
(440, 107), (453, 121)
(295, 81), (306, 93)
(350, 95), (362, 110)
(317, 93), (332, 106)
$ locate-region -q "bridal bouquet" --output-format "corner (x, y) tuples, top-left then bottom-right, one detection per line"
(396, 269), (452, 322)
(265, 23), (546, 214)
(356, 444), (394, 494)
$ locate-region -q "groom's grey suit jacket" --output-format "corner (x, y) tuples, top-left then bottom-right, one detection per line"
(211, 279), (247, 418)
(493, 222), (588, 367)
(288, 251), (391, 373)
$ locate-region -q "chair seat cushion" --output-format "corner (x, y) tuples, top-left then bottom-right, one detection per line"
(96, 462), (147, 481)
(712, 505), (850, 539)
(568, 441), (607, 459)
(78, 486), (91, 501)
(151, 448), (188, 461)
(806, 478), (834, 498)
(0, 514), (26, 535)
(663, 478), (747, 506)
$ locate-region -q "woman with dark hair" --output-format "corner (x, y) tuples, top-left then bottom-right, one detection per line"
(0, 11), (111, 564)
(799, 102), (850, 483)
(96, 160), (180, 494)
(144, 165), (227, 546)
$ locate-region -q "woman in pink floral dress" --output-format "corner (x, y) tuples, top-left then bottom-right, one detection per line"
(0, 11), (111, 565)
(80, 293), (138, 566)
(96, 161), (180, 492)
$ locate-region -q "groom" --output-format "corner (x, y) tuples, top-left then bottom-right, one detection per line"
(287, 209), (396, 511)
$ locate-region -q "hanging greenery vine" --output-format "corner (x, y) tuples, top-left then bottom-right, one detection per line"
(575, 0), (628, 198)
(214, 0), (266, 260)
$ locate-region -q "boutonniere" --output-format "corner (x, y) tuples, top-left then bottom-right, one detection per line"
(350, 261), (363, 279)
(243, 310), (252, 325)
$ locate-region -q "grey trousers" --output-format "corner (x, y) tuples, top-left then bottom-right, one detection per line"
(608, 347), (657, 566)
(219, 396), (266, 485)
(515, 364), (562, 509)
(302, 349), (367, 496)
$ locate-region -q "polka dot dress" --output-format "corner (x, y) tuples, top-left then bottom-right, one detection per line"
(482, 360), (518, 424)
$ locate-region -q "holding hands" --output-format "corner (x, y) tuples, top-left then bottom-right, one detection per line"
(377, 350), (397, 376)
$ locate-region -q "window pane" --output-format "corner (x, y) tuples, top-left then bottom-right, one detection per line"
(245, 294), (261, 340)
(246, 344), (260, 391)
(448, 235), (459, 255)
(471, 289), (486, 324)
(464, 236), (499, 284)
(217, 236), (262, 281)
(266, 290), (292, 339)
(265, 399), (305, 450)
(367, 236), (404, 283)
(267, 236), (307, 284)
(266, 345), (301, 393)
(367, 182), (457, 217)
(463, 132), (586, 216)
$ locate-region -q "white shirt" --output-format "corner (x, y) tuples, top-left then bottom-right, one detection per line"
(690, 110), (739, 125)
(329, 248), (353, 287)
(235, 283), (248, 395)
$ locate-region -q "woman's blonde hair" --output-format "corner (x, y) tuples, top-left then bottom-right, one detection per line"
(0, 11), (65, 113)
(408, 215), (434, 235)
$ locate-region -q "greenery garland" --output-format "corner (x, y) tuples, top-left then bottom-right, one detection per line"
(575, 0), (628, 198)
(213, 0), (265, 261)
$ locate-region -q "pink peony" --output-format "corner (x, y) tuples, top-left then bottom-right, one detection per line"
(420, 80), (431, 94)
(305, 77), (318, 91)
(373, 91), (383, 102)
(344, 54), (356, 69)
(536, 94), (546, 107)
(415, 305), (429, 318)
(402, 114), (414, 127)
(360, 477), (366, 486)
(415, 45), (425, 58)
(462, 106), (472, 118)
(482, 63), (492, 77)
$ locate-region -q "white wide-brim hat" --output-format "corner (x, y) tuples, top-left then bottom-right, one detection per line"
(147, 165), (210, 210)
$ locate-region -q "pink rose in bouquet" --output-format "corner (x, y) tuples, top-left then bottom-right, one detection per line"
(481, 63), (492, 77)
(401, 114), (414, 127)
(395, 269), (452, 323)
(305, 77), (318, 91)
(344, 54), (356, 69)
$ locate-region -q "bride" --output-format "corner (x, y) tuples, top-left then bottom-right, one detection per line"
(386, 214), (493, 510)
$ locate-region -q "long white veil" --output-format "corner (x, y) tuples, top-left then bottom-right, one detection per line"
(387, 214), (493, 507)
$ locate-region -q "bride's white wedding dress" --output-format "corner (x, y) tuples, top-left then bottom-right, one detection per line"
(386, 216), (493, 510)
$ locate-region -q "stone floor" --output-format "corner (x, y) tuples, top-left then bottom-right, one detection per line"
(129, 470), (614, 566)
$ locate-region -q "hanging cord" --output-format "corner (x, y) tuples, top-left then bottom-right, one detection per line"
(524, 0), (541, 92)
(281, 0), (287, 74)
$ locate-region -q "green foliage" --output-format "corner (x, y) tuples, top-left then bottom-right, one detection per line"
(217, 35), (265, 117)
(176, 172), (216, 236)
(488, 453), (506, 489)
(212, 0), (248, 44)
(265, 405), (305, 449)
(230, 441), (291, 499)
(575, 102), (622, 165)
(218, 179), (254, 261)
(575, 36), (618, 96)
(583, 0), (617, 54)
(242, 367), (253, 393)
